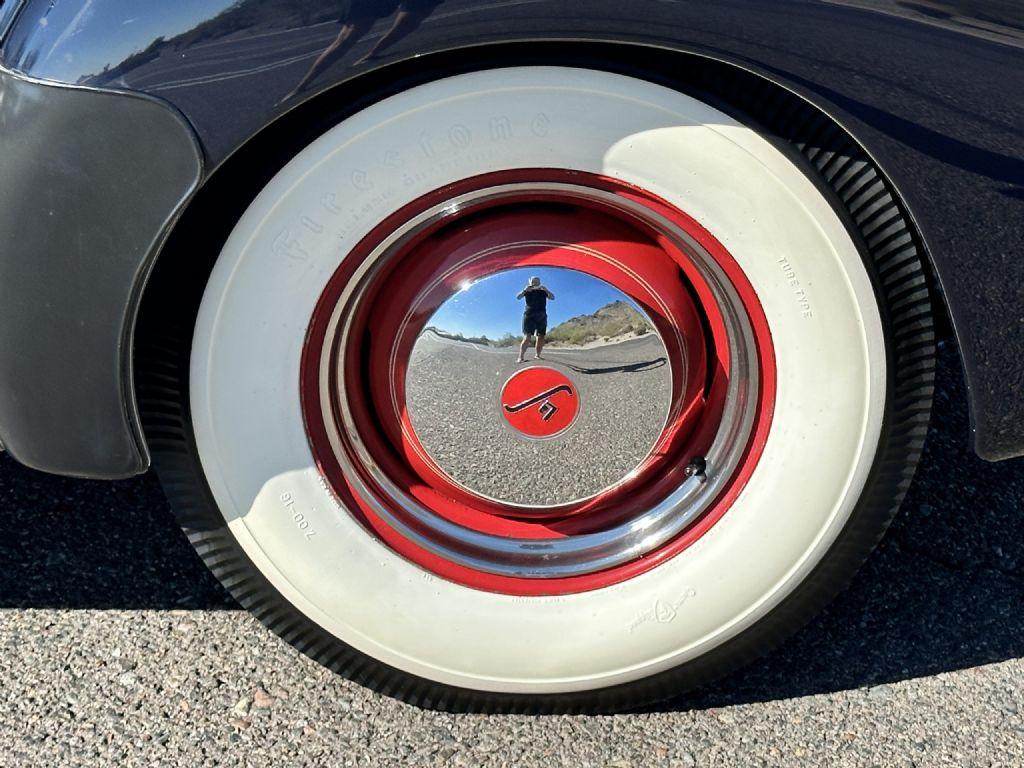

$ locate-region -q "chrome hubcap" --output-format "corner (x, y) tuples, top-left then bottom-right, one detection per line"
(301, 170), (775, 591)
(405, 267), (673, 508)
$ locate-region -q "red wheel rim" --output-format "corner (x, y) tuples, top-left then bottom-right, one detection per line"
(301, 169), (775, 595)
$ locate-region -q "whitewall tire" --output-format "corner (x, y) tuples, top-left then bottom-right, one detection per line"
(142, 66), (934, 711)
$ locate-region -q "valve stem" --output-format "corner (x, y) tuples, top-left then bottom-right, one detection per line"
(684, 456), (708, 482)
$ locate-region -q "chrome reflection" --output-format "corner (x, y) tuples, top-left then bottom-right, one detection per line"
(318, 182), (760, 579)
(406, 267), (673, 507)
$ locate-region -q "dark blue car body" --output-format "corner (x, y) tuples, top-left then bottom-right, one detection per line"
(0, 0), (1021, 477)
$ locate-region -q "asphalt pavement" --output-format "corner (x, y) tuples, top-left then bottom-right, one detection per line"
(0, 341), (1022, 766)
(406, 331), (672, 506)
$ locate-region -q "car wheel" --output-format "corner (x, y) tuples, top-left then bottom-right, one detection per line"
(143, 66), (934, 711)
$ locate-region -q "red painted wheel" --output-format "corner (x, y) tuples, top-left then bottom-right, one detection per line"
(300, 170), (775, 595)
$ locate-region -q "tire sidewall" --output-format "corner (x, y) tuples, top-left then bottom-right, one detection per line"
(187, 67), (887, 694)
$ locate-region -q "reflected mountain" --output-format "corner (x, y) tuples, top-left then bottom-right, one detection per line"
(545, 299), (652, 347)
(427, 299), (653, 349)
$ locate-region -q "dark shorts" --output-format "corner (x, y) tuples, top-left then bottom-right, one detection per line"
(522, 312), (547, 336)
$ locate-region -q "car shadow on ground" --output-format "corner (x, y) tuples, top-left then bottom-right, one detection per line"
(0, 342), (1020, 705)
(0, 453), (233, 611)
(560, 357), (668, 375)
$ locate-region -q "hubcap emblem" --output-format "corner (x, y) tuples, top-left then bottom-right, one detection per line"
(499, 367), (579, 438)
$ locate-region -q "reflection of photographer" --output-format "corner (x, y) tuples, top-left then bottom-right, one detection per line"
(516, 277), (555, 363)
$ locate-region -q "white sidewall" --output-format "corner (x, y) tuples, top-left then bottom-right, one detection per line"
(191, 67), (886, 693)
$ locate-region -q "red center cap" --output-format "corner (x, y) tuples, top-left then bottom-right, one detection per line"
(499, 366), (580, 438)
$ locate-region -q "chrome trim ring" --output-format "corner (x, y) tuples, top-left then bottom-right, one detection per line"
(309, 179), (763, 581)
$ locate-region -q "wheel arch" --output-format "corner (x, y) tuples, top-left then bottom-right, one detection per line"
(133, 39), (948, 455)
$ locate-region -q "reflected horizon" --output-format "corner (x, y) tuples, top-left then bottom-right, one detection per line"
(424, 266), (652, 348)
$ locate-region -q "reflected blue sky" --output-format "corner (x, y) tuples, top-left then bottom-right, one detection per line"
(429, 267), (635, 339)
(2, 0), (236, 79)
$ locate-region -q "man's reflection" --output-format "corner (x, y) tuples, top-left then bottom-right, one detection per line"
(283, 0), (440, 102)
(516, 276), (555, 363)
